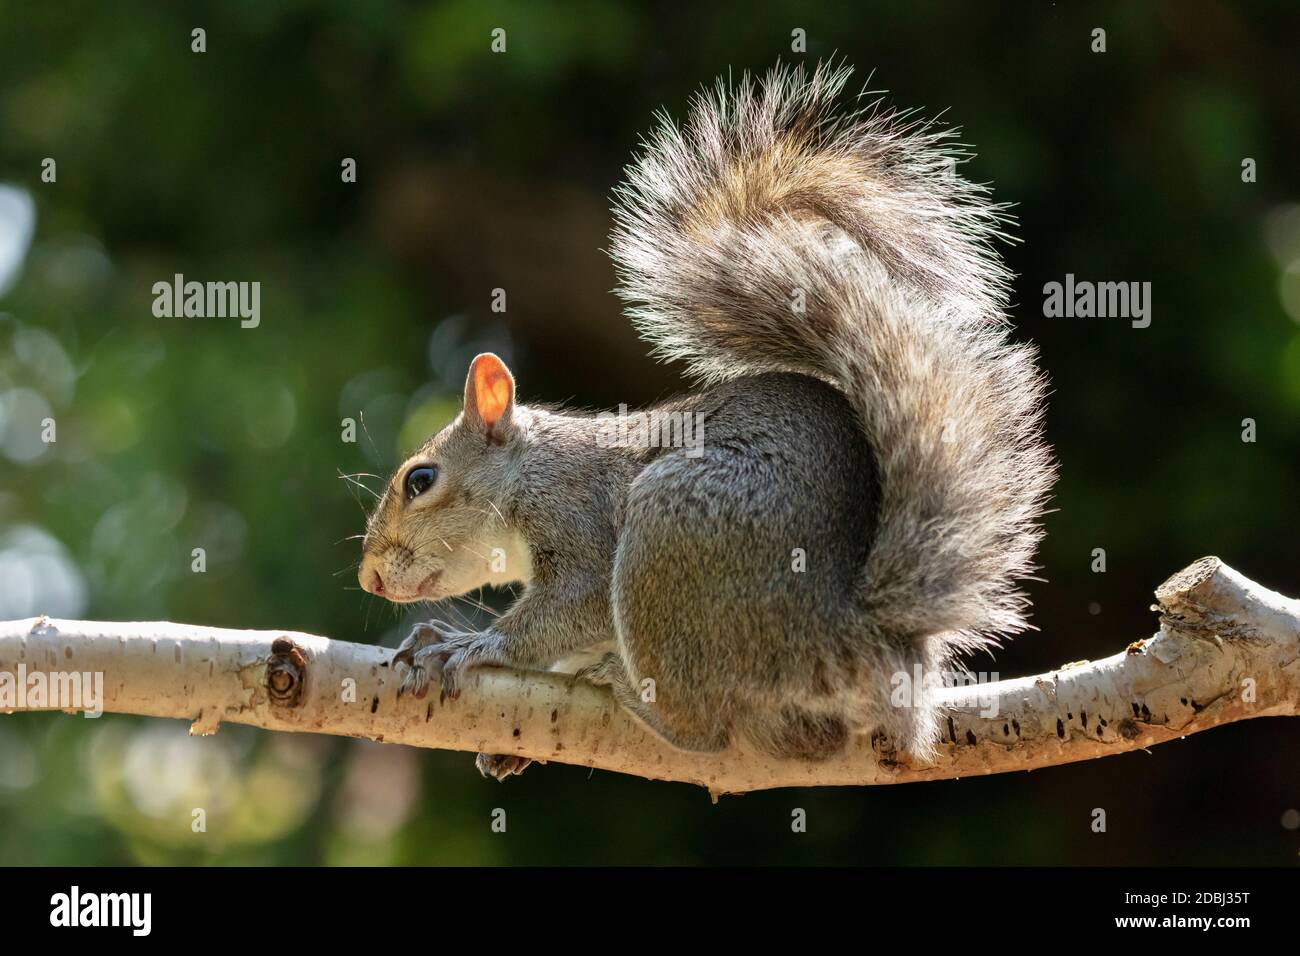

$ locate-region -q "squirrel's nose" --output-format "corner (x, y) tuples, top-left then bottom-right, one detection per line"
(359, 561), (385, 596)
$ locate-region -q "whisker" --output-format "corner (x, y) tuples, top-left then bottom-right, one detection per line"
(358, 411), (385, 464)
(444, 602), (474, 631)
(338, 470), (381, 502)
(454, 590), (502, 620)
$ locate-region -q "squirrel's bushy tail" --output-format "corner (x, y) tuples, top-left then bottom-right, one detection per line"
(610, 61), (1053, 657)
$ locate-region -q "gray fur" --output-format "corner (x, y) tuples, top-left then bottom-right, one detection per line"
(361, 61), (1054, 766)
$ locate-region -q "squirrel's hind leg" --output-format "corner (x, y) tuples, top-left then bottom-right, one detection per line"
(584, 650), (849, 762)
(578, 653), (731, 754)
(742, 707), (850, 762)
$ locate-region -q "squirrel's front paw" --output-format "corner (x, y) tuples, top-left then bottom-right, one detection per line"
(393, 623), (504, 701)
(391, 621), (446, 699)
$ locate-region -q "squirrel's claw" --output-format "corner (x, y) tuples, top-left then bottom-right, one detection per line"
(392, 621), (442, 673)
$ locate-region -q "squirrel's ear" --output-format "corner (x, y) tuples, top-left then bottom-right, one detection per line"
(463, 352), (516, 438)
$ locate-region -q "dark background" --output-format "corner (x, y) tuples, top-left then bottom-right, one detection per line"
(1, 0), (1297, 864)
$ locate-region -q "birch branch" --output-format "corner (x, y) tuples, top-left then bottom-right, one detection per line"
(1, 556), (1296, 795)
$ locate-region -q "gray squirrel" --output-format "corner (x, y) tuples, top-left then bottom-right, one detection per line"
(358, 61), (1053, 780)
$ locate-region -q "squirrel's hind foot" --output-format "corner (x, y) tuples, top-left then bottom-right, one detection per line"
(475, 752), (533, 781)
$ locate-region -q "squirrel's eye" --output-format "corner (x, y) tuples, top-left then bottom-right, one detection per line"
(403, 465), (438, 500)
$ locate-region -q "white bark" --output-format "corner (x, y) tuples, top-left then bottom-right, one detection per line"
(1, 556), (1296, 795)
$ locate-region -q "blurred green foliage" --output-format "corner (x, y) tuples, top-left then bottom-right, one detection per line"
(1, 0), (1298, 864)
